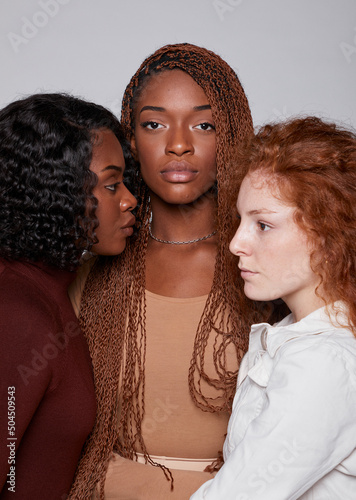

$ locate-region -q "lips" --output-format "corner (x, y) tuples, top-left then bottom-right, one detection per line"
(121, 215), (136, 230)
(239, 266), (257, 279)
(160, 161), (198, 183)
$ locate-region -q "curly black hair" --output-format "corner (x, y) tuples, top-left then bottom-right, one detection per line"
(0, 93), (135, 271)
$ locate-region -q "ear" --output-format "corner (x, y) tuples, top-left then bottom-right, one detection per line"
(130, 135), (138, 161)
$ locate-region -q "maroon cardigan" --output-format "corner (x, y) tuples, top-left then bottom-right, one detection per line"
(0, 258), (96, 499)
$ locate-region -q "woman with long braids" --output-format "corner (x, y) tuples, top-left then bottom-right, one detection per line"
(70, 43), (267, 499)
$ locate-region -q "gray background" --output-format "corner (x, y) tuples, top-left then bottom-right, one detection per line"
(1, 0), (356, 128)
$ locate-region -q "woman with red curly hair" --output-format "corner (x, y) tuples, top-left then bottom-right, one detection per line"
(191, 117), (356, 499)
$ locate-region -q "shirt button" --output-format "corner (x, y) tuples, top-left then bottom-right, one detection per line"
(261, 327), (268, 350)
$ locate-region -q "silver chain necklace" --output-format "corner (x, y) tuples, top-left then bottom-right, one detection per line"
(148, 223), (217, 245)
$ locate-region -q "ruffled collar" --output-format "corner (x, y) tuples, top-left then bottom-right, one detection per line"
(248, 302), (350, 373)
(235, 303), (352, 388)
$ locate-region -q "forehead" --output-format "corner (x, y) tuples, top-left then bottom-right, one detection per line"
(90, 129), (124, 173)
(136, 69), (209, 106)
(238, 171), (288, 209)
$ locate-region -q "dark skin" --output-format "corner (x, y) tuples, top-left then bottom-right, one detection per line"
(145, 194), (218, 298)
(70, 188), (218, 310)
(132, 69), (218, 299)
(91, 70), (221, 499)
(72, 70), (222, 500)
(69, 69), (218, 304)
(146, 238), (217, 298)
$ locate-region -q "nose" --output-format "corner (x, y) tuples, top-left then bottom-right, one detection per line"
(120, 185), (137, 212)
(229, 223), (250, 257)
(165, 124), (193, 157)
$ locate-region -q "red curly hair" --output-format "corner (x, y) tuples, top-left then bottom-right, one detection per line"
(236, 116), (356, 333)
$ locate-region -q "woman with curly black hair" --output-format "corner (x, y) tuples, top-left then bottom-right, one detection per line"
(0, 93), (136, 499)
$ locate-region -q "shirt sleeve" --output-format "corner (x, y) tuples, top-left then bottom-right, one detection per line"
(190, 340), (356, 500)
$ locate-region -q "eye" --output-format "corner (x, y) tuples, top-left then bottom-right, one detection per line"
(258, 221), (271, 232)
(141, 121), (164, 130)
(195, 122), (215, 131)
(105, 182), (121, 192)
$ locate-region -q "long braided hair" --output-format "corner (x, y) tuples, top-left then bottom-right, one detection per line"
(70, 43), (261, 498)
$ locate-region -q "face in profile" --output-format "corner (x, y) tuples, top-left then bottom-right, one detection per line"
(229, 171), (321, 318)
(89, 129), (137, 256)
(131, 69), (217, 205)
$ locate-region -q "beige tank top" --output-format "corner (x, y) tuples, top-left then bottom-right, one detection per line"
(141, 290), (238, 460)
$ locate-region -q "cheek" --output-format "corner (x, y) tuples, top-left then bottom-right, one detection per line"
(137, 143), (151, 162)
(209, 160), (217, 181)
(284, 237), (313, 274)
(136, 135), (158, 162)
(140, 166), (156, 190)
(202, 143), (216, 169)
(95, 202), (118, 234)
(138, 149), (158, 181)
(268, 247), (313, 294)
(284, 253), (314, 289)
(199, 148), (217, 186)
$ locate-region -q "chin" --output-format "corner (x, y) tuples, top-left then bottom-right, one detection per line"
(160, 193), (197, 204)
(244, 285), (274, 303)
(158, 186), (212, 205)
(93, 242), (127, 257)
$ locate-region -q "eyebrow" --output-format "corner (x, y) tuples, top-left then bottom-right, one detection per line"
(193, 105), (211, 111)
(139, 105), (164, 114)
(139, 104), (211, 114)
(247, 209), (278, 215)
(100, 165), (123, 173)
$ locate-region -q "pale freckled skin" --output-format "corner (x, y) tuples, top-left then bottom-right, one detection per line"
(229, 171), (324, 321)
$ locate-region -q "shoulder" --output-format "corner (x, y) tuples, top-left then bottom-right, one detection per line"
(273, 328), (356, 391)
(0, 262), (75, 390)
(0, 261), (61, 341)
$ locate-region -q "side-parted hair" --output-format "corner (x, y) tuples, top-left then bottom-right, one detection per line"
(73, 43), (262, 498)
(236, 116), (356, 333)
(0, 93), (133, 270)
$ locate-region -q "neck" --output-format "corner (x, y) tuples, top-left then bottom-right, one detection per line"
(149, 192), (217, 243)
(287, 294), (326, 323)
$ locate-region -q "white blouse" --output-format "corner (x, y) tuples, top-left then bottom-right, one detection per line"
(190, 304), (356, 499)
